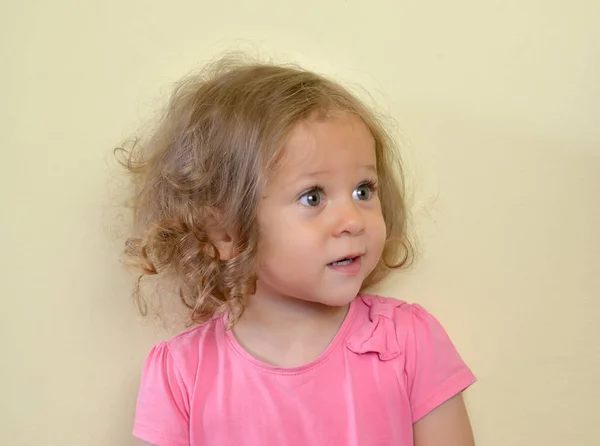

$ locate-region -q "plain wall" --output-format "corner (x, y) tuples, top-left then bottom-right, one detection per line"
(1, 1), (599, 445)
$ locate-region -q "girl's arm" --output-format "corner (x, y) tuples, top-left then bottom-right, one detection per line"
(413, 394), (475, 446)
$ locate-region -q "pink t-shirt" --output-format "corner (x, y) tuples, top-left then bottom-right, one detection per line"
(133, 294), (476, 446)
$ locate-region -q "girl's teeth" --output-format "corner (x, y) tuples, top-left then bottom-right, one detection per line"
(331, 258), (353, 266)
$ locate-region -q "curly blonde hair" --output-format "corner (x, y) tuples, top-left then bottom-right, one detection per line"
(117, 56), (413, 326)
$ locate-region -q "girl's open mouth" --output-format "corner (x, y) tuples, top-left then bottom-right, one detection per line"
(329, 257), (355, 266)
(327, 256), (362, 276)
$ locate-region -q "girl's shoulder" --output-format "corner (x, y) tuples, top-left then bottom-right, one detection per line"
(349, 293), (465, 362)
(353, 293), (448, 328)
(141, 316), (225, 383)
(350, 294), (476, 421)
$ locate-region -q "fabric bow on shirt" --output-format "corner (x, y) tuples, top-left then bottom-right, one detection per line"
(346, 295), (405, 361)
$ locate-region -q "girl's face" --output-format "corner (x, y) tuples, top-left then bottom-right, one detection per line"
(255, 113), (386, 307)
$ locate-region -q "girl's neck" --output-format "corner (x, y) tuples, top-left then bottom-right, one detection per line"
(244, 291), (347, 328)
(231, 290), (351, 367)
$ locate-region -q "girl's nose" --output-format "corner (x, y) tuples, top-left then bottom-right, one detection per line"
(332, 201), (366, 237)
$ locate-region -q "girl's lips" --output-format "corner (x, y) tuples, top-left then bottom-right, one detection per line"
(327, 256), (362, 276)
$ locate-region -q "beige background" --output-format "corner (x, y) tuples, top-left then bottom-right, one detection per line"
(1, 1), (599, 445)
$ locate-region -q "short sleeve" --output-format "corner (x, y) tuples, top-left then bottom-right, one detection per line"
(404, 304), (476, 423)
(133, 342), (190, 446)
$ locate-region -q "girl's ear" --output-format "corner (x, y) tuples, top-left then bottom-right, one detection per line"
(205, 215), (236, 261)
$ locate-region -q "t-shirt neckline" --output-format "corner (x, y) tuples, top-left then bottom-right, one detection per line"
(223, 296), (359, 375)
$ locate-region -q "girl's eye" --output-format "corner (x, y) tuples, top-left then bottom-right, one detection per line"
(299, 189), (323, 207)
(353, 182), (374, 201)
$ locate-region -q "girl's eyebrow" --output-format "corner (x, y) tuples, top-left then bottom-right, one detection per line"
(275, 164), (378, 193)
(293, 164), (377, 181)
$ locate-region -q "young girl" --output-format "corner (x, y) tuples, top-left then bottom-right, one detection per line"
(121, 57), (476, 446)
